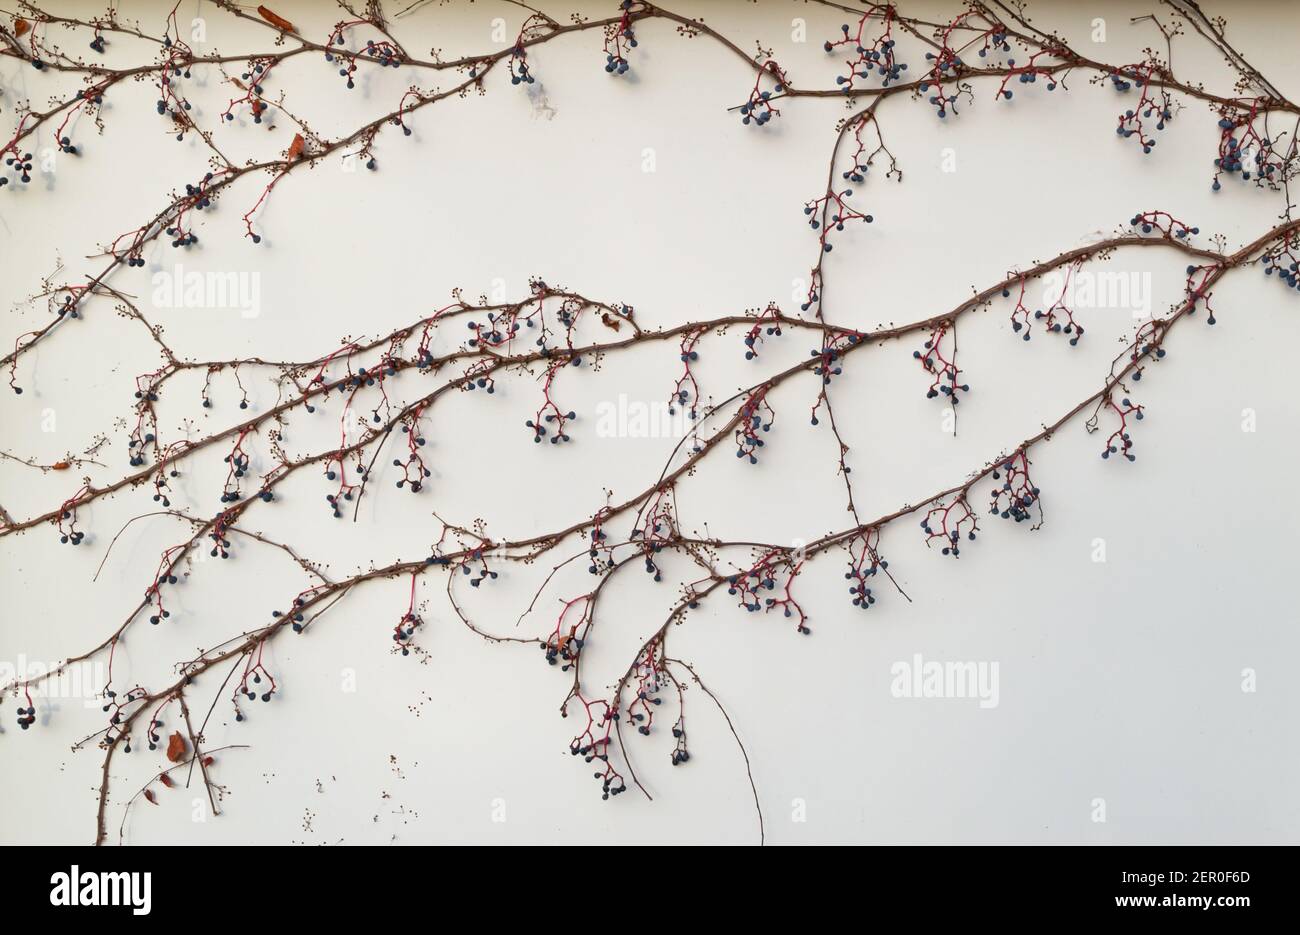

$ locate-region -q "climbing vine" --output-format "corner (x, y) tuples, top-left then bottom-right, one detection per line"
(2, 0), (1298, 845)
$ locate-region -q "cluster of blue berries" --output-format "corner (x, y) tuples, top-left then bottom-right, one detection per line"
(326, 37), (403, 90)
(147, 571), (178, 624)
(825, 17), (906, 93)
(467, 313), (521, 348)
(727, 568), (776, 613)
(630, 694), (662, 735)
(1132, 330), (1168, 371)
(144, 717), (166, 751)
(526, 408), (576, 443)
(182, 174), (215, 211)
(604, 20), (636, 76)
(914, 327), (968, 403)
(220, 451), (250, 503)
(572, 740), (626, 801)
(1263, 247), (1300, 291)
(604, 1), (638, 76)
(276, 599), (307, 632)
(1132, 213), (1197, 239)
(460, 552), (499, 589)
(744, 323), (782, 359)
(1101, 397), (1143, 462)
(628, 523), (668, 581)
(127, 433), (155, 468)
(978, 30), (1012, 58)
(811, 344), (846, 391)
(587, 521), (615, 576)
(921, 497), (978, 558)
(55, 294), (81, 320)
(1006, 281), (1085, 345)
(988, 453), (1040, 523)
(1, 150), (34, 187)
(739, 86), (780, 127)
(543, 633), (583, 669)
(739, 59), (790, 127)
(734, 396), (773, 464)
(998, 58), (1058, 100)
(919, 50), (965, 117)
(362, 39), (401, 68)
(324, 470), (360, 518)
(460, 364), (495, 393)
(725, 552), (808, 631)
(1213, 115), (1282, 189)
(393, 612), (421, 655)
(98, 688), (146, 744)
(240, 674), (273, 704)
(393, 420), (430, 492)
(208, 519), (233, 558)
(670, 717), (689, 765)
(509, 45), (535, 85)
(846, 567), (877, 610)
(237, 63), (271, 120)
(842, 157), (870, 184)
(670, 338), (701, 417)
(165, 226), (198, 248)
(803, 191), (873, 252)
(58, 511), (85, 546)
(844, 531), (885, 611)
(1111, 69), (1171, 154)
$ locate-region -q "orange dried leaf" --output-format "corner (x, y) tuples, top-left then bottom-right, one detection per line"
(201, 756), (215, 767)
(51, 461), (70, 470)
(600, 312), (622, 332)
(287, 133), (305, 160)
(257, 6), (294, 33)
(143, 789), (158, 805)
(159, 773), (174, 787)
(14, 18), (30, 37)
(165, 731), (186, 763)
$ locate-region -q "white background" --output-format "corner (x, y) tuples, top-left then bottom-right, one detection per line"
(1, 0), (1298, 844)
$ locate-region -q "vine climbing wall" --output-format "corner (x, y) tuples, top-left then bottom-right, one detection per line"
(1, 0), (1298, 845)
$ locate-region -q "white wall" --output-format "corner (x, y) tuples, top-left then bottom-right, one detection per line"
(1, 0), (1297, 844)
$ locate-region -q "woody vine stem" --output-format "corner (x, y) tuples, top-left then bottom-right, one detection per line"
(2, 0), (1298, 845)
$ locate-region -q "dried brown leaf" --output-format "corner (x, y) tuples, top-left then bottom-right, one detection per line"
(166, 731), (186, 763)
(257, 6), (294, 33)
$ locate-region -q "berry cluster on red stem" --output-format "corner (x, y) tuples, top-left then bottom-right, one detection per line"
(826, 5), (905, 92)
